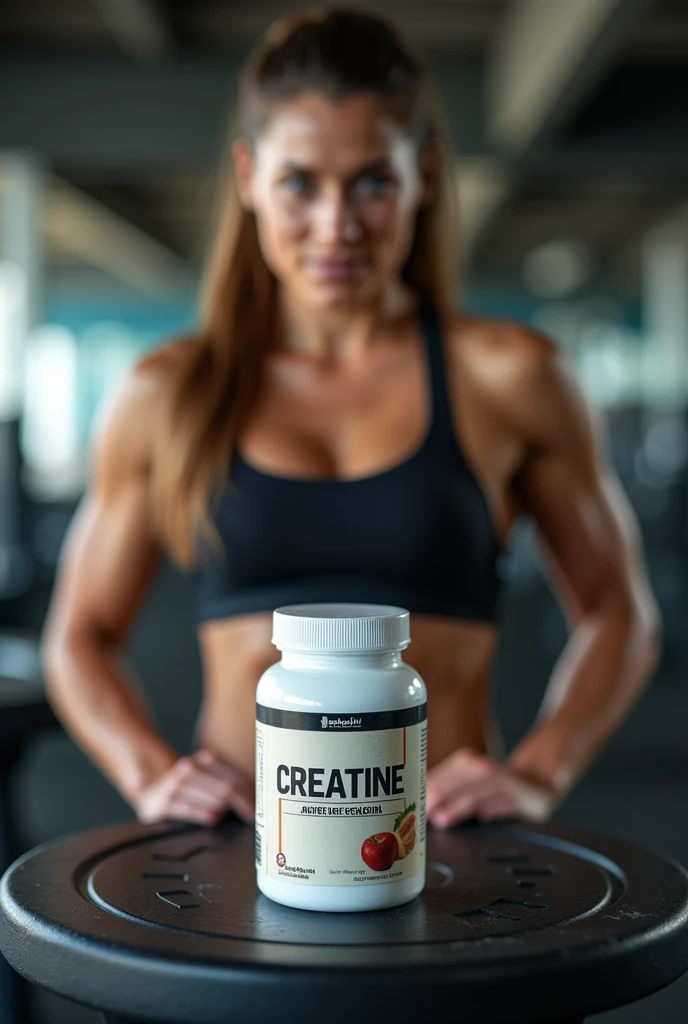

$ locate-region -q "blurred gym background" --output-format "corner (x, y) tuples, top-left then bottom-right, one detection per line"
(1, 1), (687, 1021)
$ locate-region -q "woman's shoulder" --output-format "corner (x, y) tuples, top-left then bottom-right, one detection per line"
(134, 336), (197, 390)
(443, 308), (590, 444)
(445, 308), (560, 372)
(445, 308), (569, 394)
(93, 337), (197, 476)
(111, 336), (198, 420)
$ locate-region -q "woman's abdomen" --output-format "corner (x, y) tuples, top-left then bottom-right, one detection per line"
(196, 611), (501, 775)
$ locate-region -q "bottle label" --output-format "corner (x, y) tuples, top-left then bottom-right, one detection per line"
(255, 703), (427, 886)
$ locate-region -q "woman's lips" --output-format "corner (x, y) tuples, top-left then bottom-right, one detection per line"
(306, 258), (368, 281)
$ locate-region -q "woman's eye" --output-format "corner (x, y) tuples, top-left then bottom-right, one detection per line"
(282, 174), (312, 195)
(357, 173), (394, 194)
(279, 172), (394, 199)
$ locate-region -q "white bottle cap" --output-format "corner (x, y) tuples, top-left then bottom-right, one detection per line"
(272, 602), (410, 653)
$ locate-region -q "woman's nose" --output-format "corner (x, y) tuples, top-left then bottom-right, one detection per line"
(312, 191), (362, 245)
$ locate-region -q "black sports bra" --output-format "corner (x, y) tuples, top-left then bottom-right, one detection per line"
(194, 298), (507, 624)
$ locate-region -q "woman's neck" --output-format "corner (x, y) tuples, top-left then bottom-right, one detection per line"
(274, 283), (421, 362)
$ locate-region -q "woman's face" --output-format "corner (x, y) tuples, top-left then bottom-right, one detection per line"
(232, 91), (435, 310)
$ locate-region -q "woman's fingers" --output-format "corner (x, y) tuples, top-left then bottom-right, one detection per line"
(136, 758), (219, 824)
(136, 752), (256, 826)
(428, 751), (507, 827)
(176, 778), (254, 821)
(163, 800), (220, 826)
(188, 753), (254, 823)
(430, 776), (504, 828)
(176, 782), (228, 812)
(426, 748), (487, 815)
(225, 787), (255, 823)
(192, 750), (256, 822)
(476, 794), (518, 822)
(183, 768), (235, 803)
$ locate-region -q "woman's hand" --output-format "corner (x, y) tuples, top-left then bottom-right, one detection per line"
(135, 749), (255, 827)
(426, 748), (556, 828)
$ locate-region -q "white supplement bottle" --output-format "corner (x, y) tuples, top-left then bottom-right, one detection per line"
(255, 602), (427, 913)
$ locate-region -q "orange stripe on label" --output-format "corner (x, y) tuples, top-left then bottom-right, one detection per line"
(403, 726), (407, 766)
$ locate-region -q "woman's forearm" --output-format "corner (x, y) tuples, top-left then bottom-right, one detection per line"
(506, 597), (661, 802)
(43, 632), (179, 805)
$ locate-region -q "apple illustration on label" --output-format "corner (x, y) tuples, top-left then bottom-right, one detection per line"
(361, 832), (398, 871)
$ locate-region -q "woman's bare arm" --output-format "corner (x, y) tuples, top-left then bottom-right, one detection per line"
(502, 329), (661, 799)
(41, 356), (179, 805)
(426, 323), (660, 828)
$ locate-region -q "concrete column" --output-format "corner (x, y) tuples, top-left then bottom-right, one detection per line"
(639, 222), (688, 675)
(0, 150), (45, 597)
(642, 223), (688, 413)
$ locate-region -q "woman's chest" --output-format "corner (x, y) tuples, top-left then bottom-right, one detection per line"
(236, 338), (524, 549)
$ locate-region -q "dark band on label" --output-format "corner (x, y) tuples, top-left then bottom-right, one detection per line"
(256, 703), (427, 731)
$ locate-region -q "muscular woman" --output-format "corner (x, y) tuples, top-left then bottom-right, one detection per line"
(42, 8), (660, 832)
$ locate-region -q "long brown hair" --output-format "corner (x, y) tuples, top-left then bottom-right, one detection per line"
(151, 5), (459, 568)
